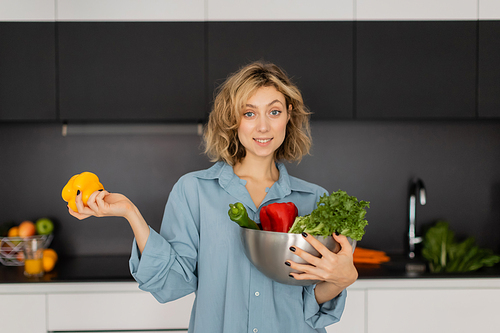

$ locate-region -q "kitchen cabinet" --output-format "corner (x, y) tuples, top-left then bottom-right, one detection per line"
(208, 21), (354, 120)
(56, 0), (204, 21)
(330, 278), (500, 333)
(326, 289), (365, 333)
(58, 22), (206, 122)
(479, 0), (500, 19)
(0, 22), (57, 121)
(356, 0), (477, 20)
(0, 283), (193, 332)
(0, 0), (54, 21)
(0, 294), (46, 333)
(1, 279), (500, 332)
(367, 288), (500, 333)
(48, 291), (194, 331)
(356, 21), (477, 119)
(478, 21), (500, 118)
(207, 0), (353, 21)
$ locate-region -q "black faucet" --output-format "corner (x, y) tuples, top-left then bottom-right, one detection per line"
(408, 178), (426, 259)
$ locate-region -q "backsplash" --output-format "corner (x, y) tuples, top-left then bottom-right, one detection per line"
(1, 120), (499, 256)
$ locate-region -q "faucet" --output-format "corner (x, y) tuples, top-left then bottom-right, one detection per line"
(408, 178), (426, 259)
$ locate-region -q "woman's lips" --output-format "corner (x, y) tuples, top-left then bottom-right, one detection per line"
(254, 138), (272, 145)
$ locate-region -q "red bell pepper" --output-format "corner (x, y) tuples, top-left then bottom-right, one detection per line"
(260, 202), (298, 233)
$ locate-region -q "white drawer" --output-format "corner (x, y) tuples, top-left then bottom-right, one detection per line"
(47, 291), (194, 331)
(0, 294), (46, 333)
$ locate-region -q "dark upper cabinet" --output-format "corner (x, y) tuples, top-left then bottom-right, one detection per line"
(478, 21), (500, 118)
(58, 22), (205, 122)
(356, 21), (477, 119)
(208, 22), (354, 120)
(0, 23), (56, 121)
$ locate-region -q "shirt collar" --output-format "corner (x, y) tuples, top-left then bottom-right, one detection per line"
(195, 161), (294, 210)
(193, 161), (239, 188)
(198, 162), (291, 188)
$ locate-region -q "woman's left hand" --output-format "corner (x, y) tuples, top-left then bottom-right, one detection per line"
(287, 232), (358, 299)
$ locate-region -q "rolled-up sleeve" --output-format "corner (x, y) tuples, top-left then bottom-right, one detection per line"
(129, 177), (200, 304)
(303, 285), (346, 329)
(129, 227), (197, 303)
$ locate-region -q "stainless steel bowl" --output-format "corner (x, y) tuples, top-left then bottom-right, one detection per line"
(240, 227), (357, 286)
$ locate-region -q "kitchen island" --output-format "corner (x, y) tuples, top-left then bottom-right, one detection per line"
(1, 256), (499, 333)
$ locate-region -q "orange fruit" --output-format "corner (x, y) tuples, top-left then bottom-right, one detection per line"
(18, 221), (36, 238)
(7, 226), (19, 237)
(43, 248), (58, 272)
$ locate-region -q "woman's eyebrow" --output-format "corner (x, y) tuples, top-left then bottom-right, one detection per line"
(245, 100), (284, 108)
(267, 99), (285, 107)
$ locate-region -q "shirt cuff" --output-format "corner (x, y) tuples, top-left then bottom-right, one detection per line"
(303, 285), (346, 329)
(129, 226), (173, 290)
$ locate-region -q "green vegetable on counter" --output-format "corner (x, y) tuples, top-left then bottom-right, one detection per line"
(422, 221), (500, 273)
(288, 190), (369, 241)
(228, 202), (260, 230)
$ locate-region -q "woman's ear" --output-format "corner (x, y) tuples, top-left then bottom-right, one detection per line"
(287, 104), (292, 121)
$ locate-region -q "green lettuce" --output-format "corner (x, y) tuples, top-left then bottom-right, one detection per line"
(422, 221), (500, 273)
(288, 190), (369, 241)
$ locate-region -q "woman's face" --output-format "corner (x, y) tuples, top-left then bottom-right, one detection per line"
(238, 85), (290, 161)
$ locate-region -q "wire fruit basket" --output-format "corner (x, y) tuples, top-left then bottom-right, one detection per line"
(0, 235), (53, 266)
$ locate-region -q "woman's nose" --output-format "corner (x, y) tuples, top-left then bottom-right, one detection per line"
(256, 115), (270, 132)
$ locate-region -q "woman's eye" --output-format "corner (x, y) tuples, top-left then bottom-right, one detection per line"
(243, 111), (255, 118)
(270, 110), (281, 116)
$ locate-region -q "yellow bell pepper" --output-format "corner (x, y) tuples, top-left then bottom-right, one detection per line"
(62, 172), (104, 212)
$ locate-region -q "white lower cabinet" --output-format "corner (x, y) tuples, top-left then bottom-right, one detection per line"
(47, 291), (194, 332)
(0, 294), (46, 333)
(1, 279), (500, 333)
(327, 279), (500, 333)
(326, 289), (365, 333)
(367, 288), (500, 333)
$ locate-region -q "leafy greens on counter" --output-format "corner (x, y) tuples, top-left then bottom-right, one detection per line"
(288, 190), (369, 241)
(422, 221), (500, 273)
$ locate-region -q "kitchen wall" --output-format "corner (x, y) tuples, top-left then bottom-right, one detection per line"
(1, 120), (499, 256)
(1, 0), (500, 257)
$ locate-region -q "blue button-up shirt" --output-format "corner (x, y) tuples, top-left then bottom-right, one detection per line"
(129, 162), (346, 333)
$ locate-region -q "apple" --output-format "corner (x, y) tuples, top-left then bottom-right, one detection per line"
(35, 218), (54, 235)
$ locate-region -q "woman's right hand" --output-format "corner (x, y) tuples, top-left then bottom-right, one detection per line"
(68, 190), (135, 220)
(68, 189), (150, 253)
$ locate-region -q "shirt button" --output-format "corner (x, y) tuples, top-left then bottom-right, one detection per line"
(253, 328), (258, 333)
(254, 291), (260, 296)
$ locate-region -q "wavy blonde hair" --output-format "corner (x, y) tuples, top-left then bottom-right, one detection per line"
(203, 61), (312, 166)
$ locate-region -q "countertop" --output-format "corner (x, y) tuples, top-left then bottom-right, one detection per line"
(1, 254), (499, 284)
(0, 255), (134, 284)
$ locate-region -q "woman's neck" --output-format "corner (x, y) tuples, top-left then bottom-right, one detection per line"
(233, 156), (279, 208)
(233, 156), (279, 183)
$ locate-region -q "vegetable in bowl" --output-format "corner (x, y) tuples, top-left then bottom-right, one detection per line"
(227, 189), (369, 241)
(288, 190), (369, 241)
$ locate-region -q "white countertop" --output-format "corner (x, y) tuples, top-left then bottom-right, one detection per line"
(2, 277), (500, 295)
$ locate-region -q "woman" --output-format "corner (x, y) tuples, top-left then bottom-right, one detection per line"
(69, 62), (358, 332)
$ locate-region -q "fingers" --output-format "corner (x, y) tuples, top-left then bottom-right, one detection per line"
(67, 205), (91, 220)
(333, 233), (353, 255)
(72, 190), (108, 218)
(287, 232), (352, 282)
(74, 191), (96, 216)
(301, 232), (331, 257)
(286, 238), (325, 280)
(87, 190), (105, 210)
(287, 258), (323, 281)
